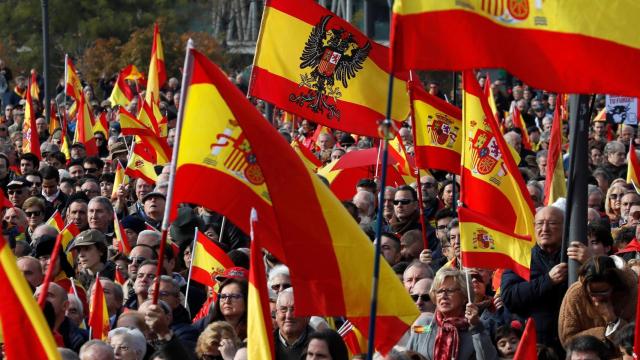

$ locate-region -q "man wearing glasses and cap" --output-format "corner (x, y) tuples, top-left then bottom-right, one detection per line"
(7, 176), (30, 208)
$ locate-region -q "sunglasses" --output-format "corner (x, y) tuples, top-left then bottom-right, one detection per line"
(270, 283), (291, 292)
(436, 225), (448, 230)
(84, 167), (98, 173)
(25, 210), (42, 217)
(410, 294), (430, 302)
(393, 199), (414, 206)
(609, 193), (624, 200)
(128, 256), (147, 264)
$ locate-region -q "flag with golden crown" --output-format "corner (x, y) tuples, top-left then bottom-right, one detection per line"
(391, 1), (640, 97)
(247, 209), (276, 360)
(410, 81), (462, 174)
(23, 79), (42, 159)
(249, 0), (410, 138)
(191, 230), (234, 287)
(459, 71), (536, 280)
(544, 99), (567, 205)
(0, 231), (61, 359)
(171, 47), (418, 353)
(88, 275), (110, 340)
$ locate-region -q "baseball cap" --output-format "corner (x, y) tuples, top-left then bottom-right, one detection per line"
(214, 267), (249, 283)
(68, 229), (107, 250)
(141, 191), (166, 203)
(7, 176), (29, 189)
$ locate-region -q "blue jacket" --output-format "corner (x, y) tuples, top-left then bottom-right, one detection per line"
(500, 245), (567, 354)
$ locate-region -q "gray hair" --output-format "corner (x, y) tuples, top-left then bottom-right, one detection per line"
(67, 294), (84, 316)
(604, 141), (625, 156)
(59, 347), (81, 360)
(138, 229), (162, 242)
(429, 268), (469, 306)
(446, 218), (459, 239)
(536, 149), (548, 163)
(527, 180), (543, 199)
(88, 196), (114, 215)
(268, 264), (290, 286)
(107, 327), (147, 359)
(587, 184), (603, 198)
(78, 340), (114, 360)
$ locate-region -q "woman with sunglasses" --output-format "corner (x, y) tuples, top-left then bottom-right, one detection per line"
(604, 183), (627, 227)
(558, 256), (637, 355)
(22, 196), (45, 242)
(407, 268), (497, 359)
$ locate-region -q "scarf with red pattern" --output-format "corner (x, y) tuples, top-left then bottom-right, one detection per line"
(434, 310), (470, 360)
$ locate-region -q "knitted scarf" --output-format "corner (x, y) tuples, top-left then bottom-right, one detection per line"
(434, 310), (469, 360)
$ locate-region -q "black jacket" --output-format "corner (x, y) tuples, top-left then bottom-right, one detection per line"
(274, 325), (313, 360)
(501, 245), (567, 354)
(171, 305), (199, 351)
(59, 316), (88, 353)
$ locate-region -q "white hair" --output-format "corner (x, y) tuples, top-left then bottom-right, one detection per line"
(268, 264), (290, 287)
(107, 327), (146, 359)
(138, 229), (161, 242)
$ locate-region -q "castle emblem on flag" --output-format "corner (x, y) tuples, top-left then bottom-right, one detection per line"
(470, 129), (502, 175)
(472, 229), (495, 249)
(289, 15), (371, 121)
(427, 113), (459, 148)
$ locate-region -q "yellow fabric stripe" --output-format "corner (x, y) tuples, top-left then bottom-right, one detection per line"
(247, 282), (273, 359)
(310, 169), (418, 322)
(459, 220), (532, 269)
(192, 241), (227, 274)
(413, 98), (462, 153)
(180, 84), (273, 205)
(317, 159), (342, 184)
(547, 156), (566, 205)
(257, 7), (409, 120)
(0, 244), (61, 360)
(393, 0), (640, 49)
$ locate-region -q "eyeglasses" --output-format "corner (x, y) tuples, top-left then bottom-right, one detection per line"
(128, 256), (147, 264)
(84, 167), (98, 174)
(435, 287), (461, 297)
(270, 283), (291, 292)
(393, 199), (414, 206)
(25, 210), (42, 218)
(609, 193), (624, 200)
(410, 293), (430, 302)
(219, 293), (243, 302)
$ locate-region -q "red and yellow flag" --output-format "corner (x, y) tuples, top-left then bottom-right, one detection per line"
(628, 142), (640, 192)
(49, 104), (61, 137)
(114, 217), (132, 255)
(391, 1), (640, 97)
(0, 232), (61, 359)
(125, 140), (158, 185)
(108, 68), (134, 107)
(145, 23), (166, 106)
(544, 100), (567, 205)
(249, 0), (410, 138)
(247, 209), (276, 360)
(73, 92), (98, 156)
(172, 48), (418, 353)
(46, 210), (65, 231)
(122, 64), (145, 82)
(111, 160), (129, 200)
(30, 70), (40, 101)
(88, 276), (110, 340)
(191, 230), (234, 287)
(410, 81), (462, 174)
(93, 112), (109, 137)
(118, 107), (153, 137)
(137, 98), (160, 136)
(338, 320), (368, 357)
(513, 318), (537, 360)
(291, 139), (322, 172)
(459, 71), (535, 280)
(65, 56), (83, 102)
(511, 106), (531, 150)
(23, 79), (42, 159)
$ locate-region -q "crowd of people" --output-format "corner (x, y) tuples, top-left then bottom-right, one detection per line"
(0, 56), (638, 360)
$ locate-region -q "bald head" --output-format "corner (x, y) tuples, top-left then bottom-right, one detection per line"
(32, 224), (59, 241)
(17, 256), (44, 288)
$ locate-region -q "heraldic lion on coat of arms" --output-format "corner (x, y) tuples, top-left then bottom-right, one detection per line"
(289, 15), (371, 121)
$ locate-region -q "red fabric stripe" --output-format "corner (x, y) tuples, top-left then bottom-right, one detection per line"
(124, 168), (156, 187)
(190, 50), (347, 314)
(544, 102), (565, 204)
(414, 146), (461, 174)
(88, 277), (106, 339)
(249, 230), (276, 359)
(392, 11), (640, 97)
(191, 266), (215, 287)
(328, 165), (407, 201)
(350, 315), (413, 355)
(171, 164), (285, 260)
(249, 67), (387, 138)
(461, 167), (518, 230)
(458, 207), (532, 242)
(197, 231), (235, 269)
(462, 251), (530, 281)
(266, 0), (391, 71)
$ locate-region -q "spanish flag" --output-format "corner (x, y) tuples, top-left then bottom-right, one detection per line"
(137, 98), (160, 135)
(291, 139), (322, 172)
(482, 73), (501, 124)
(391, 1), (640, 97)
(73, 92), (98, 156)
(511, 106), (532, 150)
(145, 23), (167, 106)
(513, 318), (537, 360)
(544, 100), (567, 205)
(247, 209), (276, 360)
(114, 217), (132, 255)
(49, 104), (61, 137)
(23, 79), (42, 159)
(108, 68), (134, 108)
(93, 112), (109, 137)
(88, 275), (110, 340)
(111, 160), (128, 200)
(65, 55), (83, 102)
(30, 70), (40, 101)
(46, 210), (65, 230)
(191, 230), (234, 287)
(410, 81), (462, 174)
(172, 47), (418, 353)
(125, 140), (158, 185)
(628, 142), (640, 192)
(0, 232), (61, 359)
(459, 71), (535, 280)
(118, 107), (153, 137)
(338, 320), (368, 357)
(122, 64), (145, 82)
(250, 0), (410, 138)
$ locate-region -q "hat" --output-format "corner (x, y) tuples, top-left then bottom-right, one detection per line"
(71, 142), (86, 149)
(109, 141), (128, 157)
(40, 142), (60, 155)
(142, 191), (166, 203)
(33, 234), (59, 257)
(68, 229), (106, 250)
(214, 267), (249, 283)
(121, 215), (147, 234)
(7, 176), (28, 189)
(169, 207), (204, 244)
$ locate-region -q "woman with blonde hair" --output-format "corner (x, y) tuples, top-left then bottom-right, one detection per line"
(407, 267), (497, 359)
(604, 182), (627, 227)
(196, 321), (242, 360)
